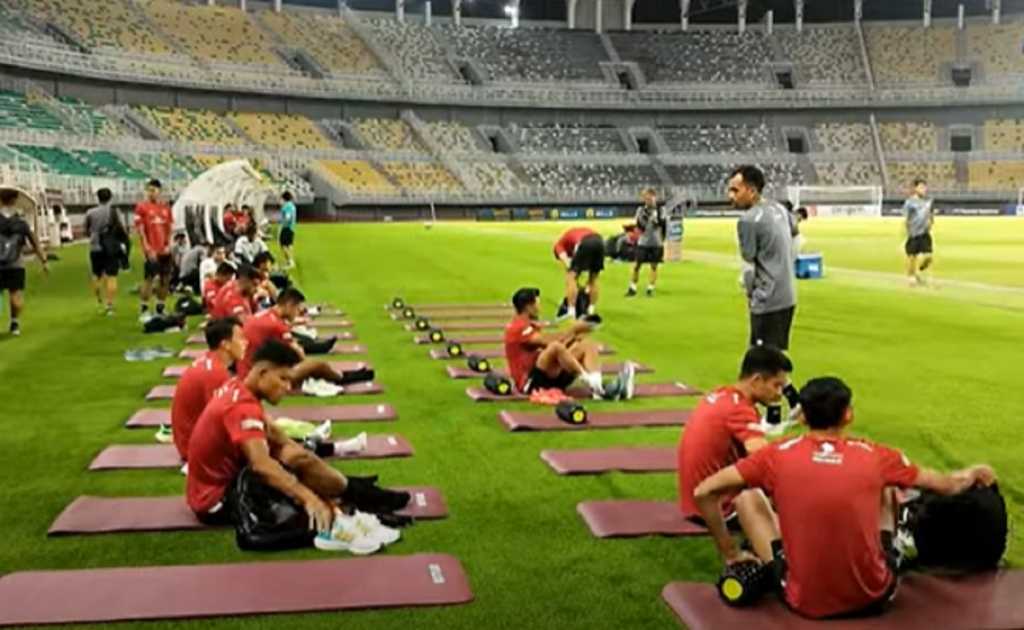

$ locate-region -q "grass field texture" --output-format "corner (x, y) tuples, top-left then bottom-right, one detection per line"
(0, 216), (1021, 629)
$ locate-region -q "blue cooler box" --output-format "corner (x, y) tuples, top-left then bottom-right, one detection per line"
(795, 253), (823, 279)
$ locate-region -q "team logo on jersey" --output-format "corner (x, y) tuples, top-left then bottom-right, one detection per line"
(812, 441), (843, 465)
(240, 419), (265, 432)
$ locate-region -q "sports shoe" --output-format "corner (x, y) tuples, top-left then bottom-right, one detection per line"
(625, 286), (637, 297)
(311, 420), (333, 442)
(302, 378), (344, 398)
(150, 346), (175, 359)
(10, 321), (20, 336)
(104, 305), (115, 317)
(618, 361), (636, 400)
(601, 377), (623, 401)
(353, 510), (401, 546)
(645, 286), (654, 297)
(306, 305), (321, 317)
(124, 349), (145, 362)
(583, 372), (605, 398)
(314, 513), (381, 555)
(555, 298), (569, 319)
(154, 424), (173, 444)
(292, 324), (318, 338)
(336, 432), (368, 454)
(179, 462), (189, 476)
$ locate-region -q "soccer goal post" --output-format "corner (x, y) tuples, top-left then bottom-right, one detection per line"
(787, 185), (884, 218)
(1017, 187), (1024, 216)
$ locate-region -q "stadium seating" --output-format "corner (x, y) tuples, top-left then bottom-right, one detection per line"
(888, 162), (957, 189)
(982, 119), (1024, 152)
(609, 30), (772, 84)
(464, 162), (522, 194)
(136, 106), (246, 146)
(10, 144), (147, 178)
(318, 159), (397, 195)
(423, 122), (485, 153)
(658, 124), (777, 154)
(128, 153), (204, 181)
(967, 23), (1024, 79)
(777, 26), (868, 85)
(355, 118), (426, 153)
(256, 10), (386, 76)
(380, 162), (463, 193)
(0, 90), (65, 132)
(813, 123), (875, 154)
(865, 25), (956, 85)
(521, 163), (660, 192)
(362, 18), (461, 82)
(665, 164), (728, 187)
(813, 161), (882, 186)
(968, 161), (1024, 191)
(439, 24), (607, 83)
(16, 0), (174, 54)
(144, 0), (285, 68)
(513, 124), (627, 154)
(228, 113), (335, 150)
(878, 122), (939, 153)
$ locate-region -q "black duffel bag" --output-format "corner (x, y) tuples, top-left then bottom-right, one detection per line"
(231, 467), (315, 551)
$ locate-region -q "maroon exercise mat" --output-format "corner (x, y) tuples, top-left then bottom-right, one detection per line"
(577, 500), (707, 538)
(501, 408), (691, 431)
(126, 404), (398, 428)
(0, 553), (472, 627)
(186, 331), (356, 345)
(468, 382), (701, 402)
(661, 571), (1024, 630)
(48, 487), (448, 535)
(163, 361), (371, 378)
(146, 381), (383, 401)
(541, 447), (677, 474)
(390, 302), (507, 311)
(447, 362), (651, 380)
(305, 318), (353, 328)
(415, 333), (504, 345)
(392, 310), (510, 321)
(180, 343), (366, 359)
(404, 320), (507, 332)
(431, 345), (613, 360)
(89, 435), (414, 470)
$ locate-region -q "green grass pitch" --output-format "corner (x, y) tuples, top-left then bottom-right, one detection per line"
(0, 216), (1021, 629)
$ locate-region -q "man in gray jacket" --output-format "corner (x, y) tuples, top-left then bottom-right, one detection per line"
(730, 165), (797, 351)
(626, 188), (666, 298)
(84, 188), (125, 316)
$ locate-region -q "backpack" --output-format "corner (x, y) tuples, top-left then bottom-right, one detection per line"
(0, 216), (23, 266)
(174, 295), (204, 317)
(99, 208), (126, 258)
(901, 484), (1007, 572)
(142, 313), (186, 333)
(231, 467), (315, 551)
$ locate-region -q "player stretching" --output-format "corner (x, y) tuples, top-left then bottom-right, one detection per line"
(903, 178), (934, 287)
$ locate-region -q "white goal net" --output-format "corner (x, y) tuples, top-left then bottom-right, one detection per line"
(787, 185), (883, 218)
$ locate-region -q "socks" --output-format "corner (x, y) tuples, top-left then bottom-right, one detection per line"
(587, 304), (596, 315)
(140, 303), (150, 314)
(567, 307), (576, 319)
(628, 282), (637, 291)
(155, 302), (166, 315)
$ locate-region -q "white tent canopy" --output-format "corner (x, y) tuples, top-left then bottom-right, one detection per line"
(171, 159), (274, 245)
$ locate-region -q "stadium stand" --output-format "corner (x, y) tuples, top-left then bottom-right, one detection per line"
(10, 144), (147, 178)
(983, 119), (1024, 152)
(813, 122), (875, 154)
(0, 90), (65, 132)
(968, 161), (1024, 191)
(664, 163), (728, 187)
(609, 30), (772, 84)
(15, 0), (175, 55)
(144, 0), (286, 68)
(967, 23), (1024, 79)
(878, 121), (940, 153)
(513, 124), (628, 154)
(777, 26), (868, 86)
(354, 118), (427, 153)
(888, 161), (958, 189)
(135, 106), (246, 146)
(318, 159), (398, 195)
(439, 24), (608, 83)
(813, 161), (883, 186)
(658, 124), (777, 154)
(127, 153), (203, 181)
(256, 10), (386, 77)
(362, 18), (462, 82)
(865, 24), (957, 85)
(423, 121), (486, 153)
(228, 113), (335, 150)
(464, 161), (522, 194)
(380, 162), (463, 193)
(522, 162), (660, 192)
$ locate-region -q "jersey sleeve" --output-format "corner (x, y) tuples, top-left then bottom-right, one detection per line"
(276, 319), (293, 342)
(735, 446), (775, 492)
(133, 204), (145, 231)
(736, 216), (758, 263)
(223, 403), (268, 446)
(553, 234), (569, 258)
(876, 444), (920, 488)
(725, 404), (765, 444)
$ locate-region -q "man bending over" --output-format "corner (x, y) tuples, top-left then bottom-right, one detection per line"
(553, 226), (604, 320)
(695, 376), (996, 619)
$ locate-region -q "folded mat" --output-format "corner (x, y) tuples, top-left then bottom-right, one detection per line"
(661, 571), (1024, 630)
(180, 343), (366, 359)
(501, 408), (691, 432)
(404, 321), (507, 332)
(305, 318), (353, 328)
(187, 331), (355, 344)
(541, 447), (677, 474)
(0, 553), (472, 627)
(447, 362), (651, 380)
(164, 361), (371, 379)
(469, 382), (701, 402)
(49, 487), (448, 535)
(391, 302), (507, 310)
(415, 333), (504, 345)
(90, 435), (414, 470)
(126, 403), (398, 428)
(433, 345), (612, 360)
(146, 381), (383, 401)
(392, 311), (508, 321)
(577, 500), (708, 538)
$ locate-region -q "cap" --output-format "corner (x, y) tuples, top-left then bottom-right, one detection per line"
(512, 287), (540, 312)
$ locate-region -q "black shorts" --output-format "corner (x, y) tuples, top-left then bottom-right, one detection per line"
(635, 245), (664, 265)
(0, 268), (26, 292)
(524, 366), (577, 393)
(750, 306), (796, 351)
(905, 234), (933, 256)
(279, 227), (295, 247)
(195, 474), (241, 526)
(570, 234), (605, 275)
(143, 254), (173, 280)
(89, 251), (119, 278)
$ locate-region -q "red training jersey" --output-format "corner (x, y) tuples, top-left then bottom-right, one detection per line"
(186, 378), (269, 514)
(504, 314), (542, 392)
(553, 227), (597, 259)
(210, 280), (252, 320)
(677, 386), (763, 518)
(237, 308), (292, 378)
(134, 200), (173, 255)
(202, 277), (224, 311)
(736, 435), (919, 619)
(170, 351), (231, 460)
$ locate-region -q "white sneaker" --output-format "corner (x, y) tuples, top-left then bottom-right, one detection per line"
(293, 324), (318, 338)
(179, 462), (189, 476)
(583, 372), (604, 398)
(311, 420), (333, 442)
(336, 431), (368, 454)
(301, 378), (344, 398)
(154, 424), (173, 444)
(352, 510), (401, 546)
(306, 305), (321, 316)
(619, 362), (636, 401)
(314, 513), (381, 555)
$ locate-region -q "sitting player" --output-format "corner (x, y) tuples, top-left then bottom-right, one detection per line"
(203, 262), (236, 312)
(252, 251), (280, 306)
(694, 376), (996, 619)
(553, 226), (604, 320)
(504, 287), (633, 399)
(209, 264), (261, 320)
(170, 317), (247, 464)
(677, 346), (792, 562)
(186, 340), (405, 553)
